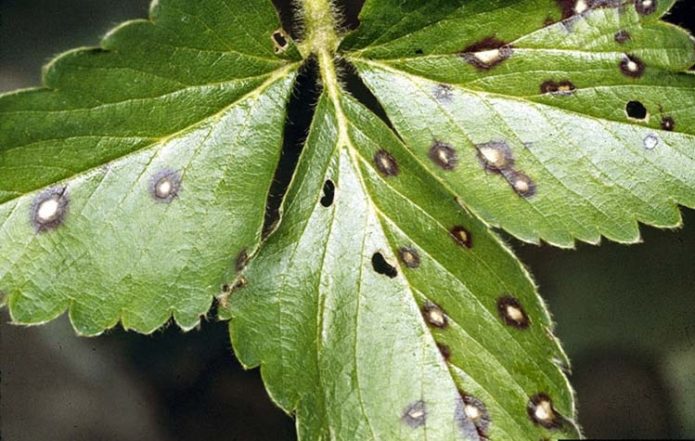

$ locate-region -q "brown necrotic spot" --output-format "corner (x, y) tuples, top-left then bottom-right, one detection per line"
(236, 249), (249, 272)
(502, 170), (536, 198)
(540, 80), (576, 95)
(661, 116), (675, 131)
(422, 301), (448, 328)
(320, 180), (335, 207)
(614, 30), (631, 44)
(634, 0), (658, 15)
(434, 84), (454, 102)
(497, 295), (530, 329)
(31, 187), (69, 233)
(402, 400), (427, 428)
(429, 141), (458, 170)
(461, 393), (491, 436)
(625, 100), (648, 120)
(398, 247), (421, 269)
(620, 54), (646, 78)
(151, 169), (181, 203)
(459, 37), (513, 70)
(437, 343), (452, 361)
(271, 29), (289, 53)
(476, 141), (514, 172)
(372, 252), (398, 278)
(450, 226), (472, 248)
(374, 150), (399, 177)
(527, 393), (564, 429)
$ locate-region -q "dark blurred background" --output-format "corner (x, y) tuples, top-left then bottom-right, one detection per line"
(1, 1), (694, 440)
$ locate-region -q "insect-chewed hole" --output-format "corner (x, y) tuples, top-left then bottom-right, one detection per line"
(374, 150), (400, 177)
(429, 141), (459, 170)
(661, 116), (675, 131)
(422, 301), (448, 328)
(402, 400), (427, 428)
(497, 295), (530, 329)
(31, 187), (69, 233)
(151, 169), (182, 203)
(634, 0), (657, 15)
(271, 29), (289, 53)
(398, 247), (421, 269)
(372, 252), (398, 278)
(614, 30), (631, 44)
(625, 100), (648, 120)
(527, 393), (564, 429)
(320, 180), (335, 207)
(620, 54), (646, 78)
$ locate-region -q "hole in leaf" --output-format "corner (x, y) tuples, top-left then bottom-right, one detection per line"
(644, 133), (660, 150)
(271, 29), (289, 53)
(625, 100), (648, 120)
(372, 252), (398, 278)
(31, 187), (69, 232)
(320, 180), (335, 207)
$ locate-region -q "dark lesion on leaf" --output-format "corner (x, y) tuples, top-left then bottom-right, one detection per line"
(371, 252), (398, 278)
(614, 30), (632, 44)
(634, 0), (658, 15)
(236, 249), (250, 272)
(457, 392), (491, 439)
(422, 301), (449, 328)
(373, 150), (400, 177)
(661, 116), (675, 131)
(540, 80), (577, 95)
(31, 186), (69, 233)
(433, 83), (454, 103)
(527, 393), (573, 430)
(459, 37), (513, 70)
(437, 343), (452, 361)
(450, 226), (472, 249)
(402, 400), (427, 429)
(620, 54), (646, 78)
(476, 141), (515, 173)
(502, 169), (537, 198)
(428, 141), (459, 170)
(398, 247), (421, 269)
(497, 295), (531, 329)
(150, 169), (182, 203)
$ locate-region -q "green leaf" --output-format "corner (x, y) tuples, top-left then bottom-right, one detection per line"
(344, 0), (695, 247)
(225, 87), (580, 439)
(0, 0), (299, 335)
